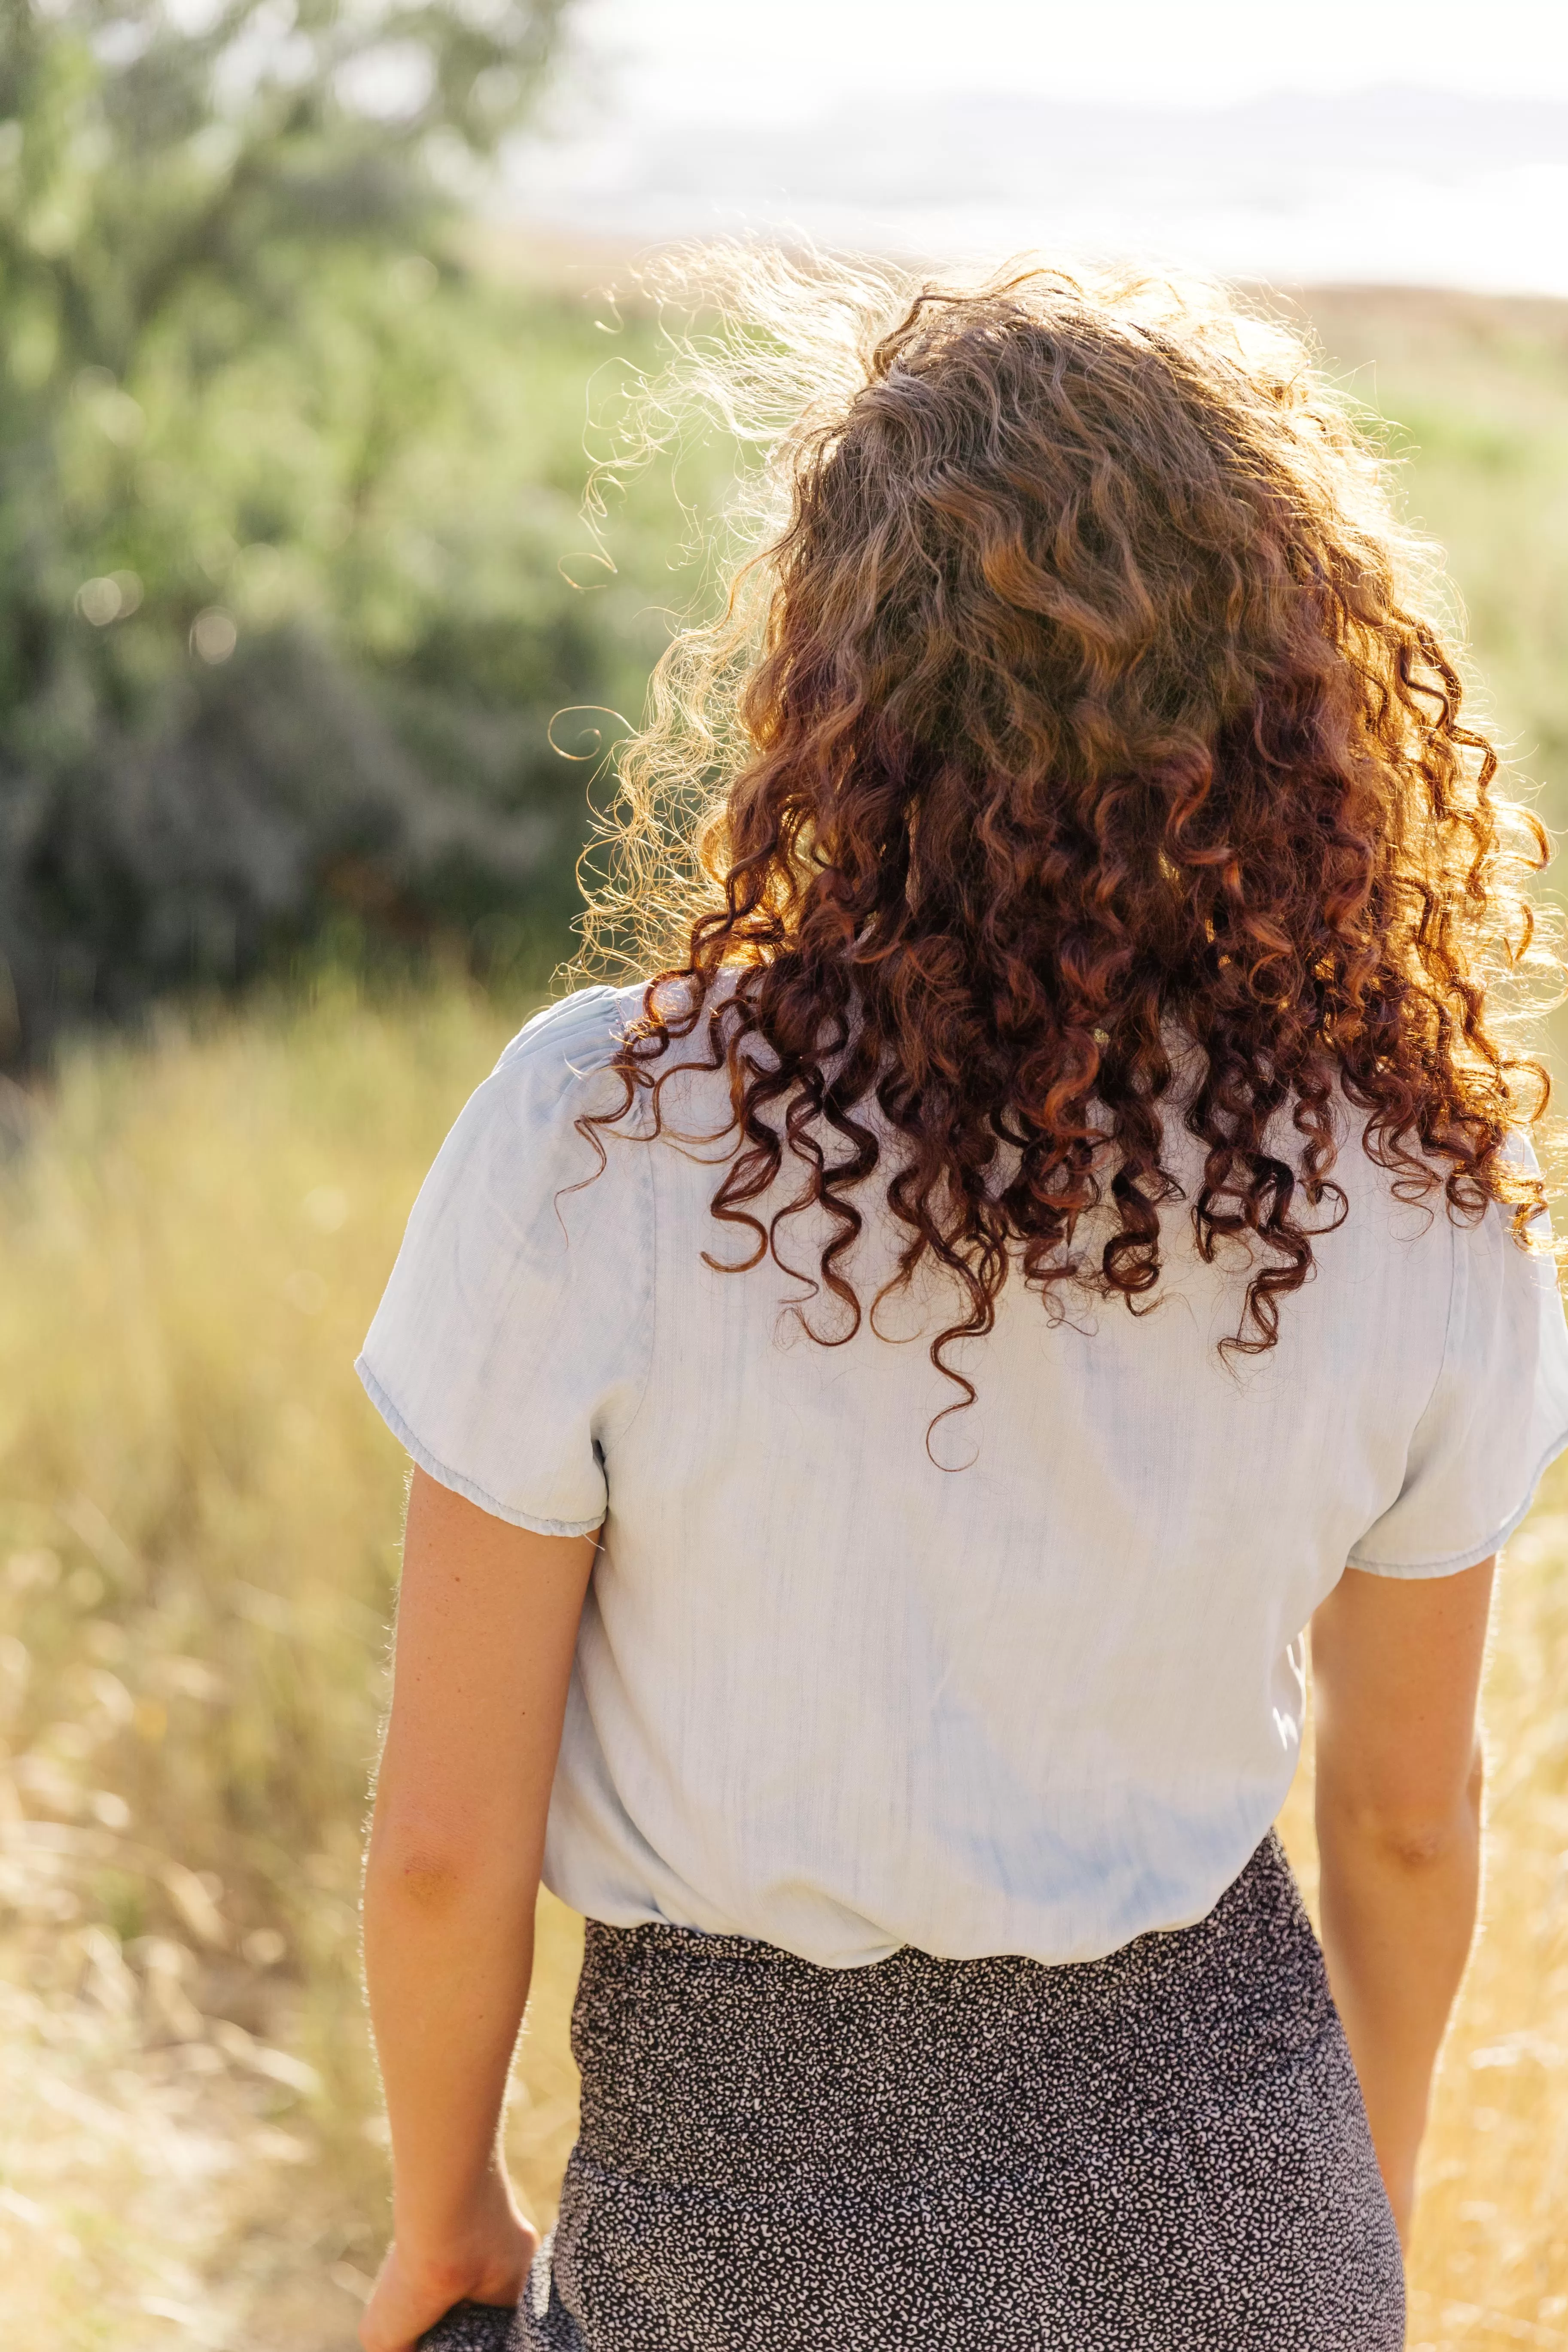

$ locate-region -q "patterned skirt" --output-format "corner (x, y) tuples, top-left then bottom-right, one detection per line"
(422, 1832), (1404, 2352)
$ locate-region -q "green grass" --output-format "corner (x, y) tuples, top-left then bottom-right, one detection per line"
(1305, 288), (1568, 831)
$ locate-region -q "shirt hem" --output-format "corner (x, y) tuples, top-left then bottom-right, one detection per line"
(1347, 1419), (1568, 1577)
(354, 1357), (605, 1540)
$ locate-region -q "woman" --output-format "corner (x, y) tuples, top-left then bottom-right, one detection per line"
(353, 259), (1568, 2351)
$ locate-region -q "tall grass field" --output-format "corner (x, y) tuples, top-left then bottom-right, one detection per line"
(3, 285), (1568, 2351)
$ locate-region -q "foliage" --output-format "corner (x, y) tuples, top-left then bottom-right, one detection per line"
(0, 0), (724, 1064)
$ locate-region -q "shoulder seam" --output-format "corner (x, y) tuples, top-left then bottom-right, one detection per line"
(493, 986), (623, 1101)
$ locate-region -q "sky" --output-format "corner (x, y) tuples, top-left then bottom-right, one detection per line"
(503, 0), (1568, 293)
(554, 0), (1568, 121)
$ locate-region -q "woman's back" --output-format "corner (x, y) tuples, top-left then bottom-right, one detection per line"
(359, 978), (1568, 1969)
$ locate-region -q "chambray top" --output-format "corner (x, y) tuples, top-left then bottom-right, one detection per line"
(357, 984), (1568, 1966)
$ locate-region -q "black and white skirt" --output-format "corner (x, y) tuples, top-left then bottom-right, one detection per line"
(423, 1832), (1404, 2351)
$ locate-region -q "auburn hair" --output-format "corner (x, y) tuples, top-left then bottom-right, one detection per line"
(573, 250), (1558, 1429)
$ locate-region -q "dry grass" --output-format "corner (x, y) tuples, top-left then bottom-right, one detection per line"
(0, 980), (583, 2351)
(0, 977), (1566, 2350)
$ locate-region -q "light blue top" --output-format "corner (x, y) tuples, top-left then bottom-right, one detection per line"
(358, 983), (1568, 1966)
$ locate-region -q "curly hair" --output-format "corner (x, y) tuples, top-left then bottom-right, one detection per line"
(573, 250), (1558, 1432)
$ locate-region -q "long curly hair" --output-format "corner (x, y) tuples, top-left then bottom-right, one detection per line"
(573, 250), (1558, 1430)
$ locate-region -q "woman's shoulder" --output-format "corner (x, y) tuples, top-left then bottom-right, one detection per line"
(491, 973), (746, 1147)
(490, 982), (644, 1097)
(411, 983), (654, 1218)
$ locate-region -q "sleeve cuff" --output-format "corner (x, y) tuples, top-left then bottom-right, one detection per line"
(355, 1357), (606, 1540)
(1347, 1421), (1568, 1578)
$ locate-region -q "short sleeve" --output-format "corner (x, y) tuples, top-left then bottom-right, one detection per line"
(1349, 1156), (1568, 1577)
(355, 986), (654, 1537)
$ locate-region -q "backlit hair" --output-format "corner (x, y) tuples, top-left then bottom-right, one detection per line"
(574, 249), (1558, 1433)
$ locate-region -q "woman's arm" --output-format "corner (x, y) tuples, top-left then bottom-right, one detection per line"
(1309, 1555), (1494, 2247)
(359, 1467), (597, 2352)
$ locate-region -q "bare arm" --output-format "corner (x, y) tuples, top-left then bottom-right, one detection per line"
(360, 1467), (597, 2352)
(1310, 1555), (1493, 2246)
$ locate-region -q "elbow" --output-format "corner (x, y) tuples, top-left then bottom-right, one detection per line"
(1367, 1810), (1478, 1873)
(365, 1812), (495, 1915)
(377, 1849), (471, 1916)
(1319, 1746), (1484, 1872)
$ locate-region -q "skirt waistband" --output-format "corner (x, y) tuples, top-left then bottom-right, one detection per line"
(582, 1826), (1300, 2003)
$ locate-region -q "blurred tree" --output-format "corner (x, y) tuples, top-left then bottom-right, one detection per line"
(0, 0), (602, 1062)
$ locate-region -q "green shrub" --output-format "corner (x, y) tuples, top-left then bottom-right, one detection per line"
(0, 2), (727, 1059)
